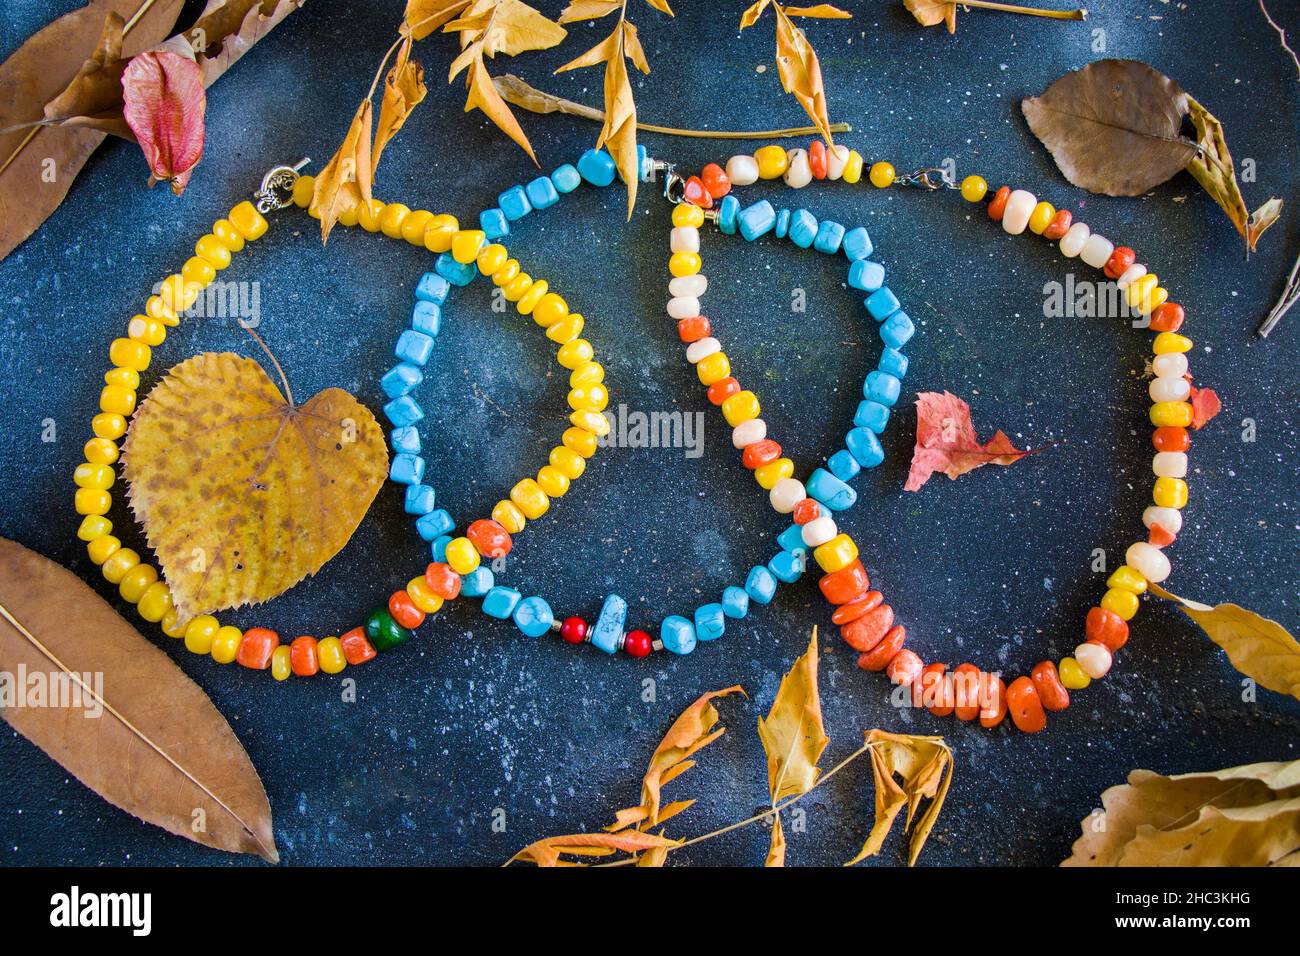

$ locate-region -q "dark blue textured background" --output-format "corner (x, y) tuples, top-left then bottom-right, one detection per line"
(1, 0), (1297, 866)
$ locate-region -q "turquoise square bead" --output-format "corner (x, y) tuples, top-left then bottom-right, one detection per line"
(404, 484), (435, 515)
(461, 565), (494, 597)
(866, 287), (901, 321)
(525, 176), (559, 210)
(777, 522), (806, 553)
(865, 370), (902, 407)
(513, 596), (553, 638)
(551, 163), (581, 193)
(814, 220), (845, 254)
(389, 453), (424, 485)
(380, 363), (422, 399)
(637, 144), (650, 180)
(847, 427), (885, 468)
(412, 300), (441, 336)
(578, 148), (616, 187)
(590, 593), (628, 654)
(880, 311), (914, 349)
(848, 259), (885, 292)
(391, 426), (420, 455)
(768, 550), (804, 584)
(738, 200), (777, 240)
(395, 329), (434, 366)
(498, 185), (532, 221)
(774, 208), (791, 239)
(721, 586), (750, 619)
(480, 208), (509, 240)
(435, 253), (475, 286)
(415, 272), (450, 304)
(788, 209), (818, 248)
(416, 509), (453, 542)
(430, 535), (452, 562)
(744, 565), (777, 604)
(879, 347), (909, 379)
(694, 603), (726, 641)
(807, 467), (858, 511)
(661, 615), (697, 655)
(842, 226), (873, 261)
(717, 195), (740, 235)
(383, 395), (423, 428)
(854, 399), (890, 434)
(828, 449), (860, 481)
(482, 586), (522, 620)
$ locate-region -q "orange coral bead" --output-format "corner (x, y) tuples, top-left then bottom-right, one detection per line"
(1031, 660), (1070, 712)
(808, 140), (828, 179)
(1104, 246), (1136, 279)
(340, 627), (378, 665)
(389, 590), (426, 629)
(922, 663), (955, 717)
(978, 674), (1007, 728)
(987, 185), (1011, 221)
(831, 590), (882, 625)
(1150, 302), (1185, 332)
(857, 625), (905, 672)
(1149, 522), (1177, 548)
(236, 627), (278, 670)
(424, 562), (462, 600)
(1005, 676), (1047, 733)
(700, 162), (731, 198)
(1152, 426), (1189, 452)
(677, 316), (710, 342)
(792, 498), (820, 525)
(1043, 208), (1073, 240)
(290, 635), (320, 677)
(683, 175), (713, 208)
(467, 518), (512, 559)
(840, 603), (894, 652)
(887, 648), (923, 687)
(741, 439), (781, 470)
(819, 560), (870, 605)
(1085, 606), (1129, 651)
(952, 662), (982, 721)
(707, 377), (740, 406)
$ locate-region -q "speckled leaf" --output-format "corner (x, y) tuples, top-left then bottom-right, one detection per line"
(121, 353), (387, 620)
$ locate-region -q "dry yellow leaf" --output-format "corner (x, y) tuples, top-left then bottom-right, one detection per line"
(465, 50), (537, 161)
(740, 2), (847, 144)
(309, 99), (373, 243)
(558, 0), (622, 22)
(903, 0), (956, 32)
(757, 627), (829, 804)
(1186, 94), (1283, 252)
(507, 829), (679, 867)
(846, 729), (953, 867)
(765, 813), (786, 866)
(404, 0), (472, 39)
(372, 36), (427, 177)
(121, 353), (387, 620)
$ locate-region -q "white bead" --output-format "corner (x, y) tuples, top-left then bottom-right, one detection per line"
(669, 273), (706, 298)
(1152, 353), (1187, 378)
(1060, 222), (1091, 257)
(1152, 451), (1188, 479)
(1080, 234), (1114, 269)
(726, 155), (759, 186)
(783, 148), (812, 188)
(826, 144), (849, 180)
(1148, 374), (1190, 403)
(667, 296), (700, 319)
(801, 515), (838, 548)
(1074, 642), (1113, 679)
(670, 226), (699, 254)
(1143, 505), (1183, 535)
(1001, 189), (1036, 235)
(1117, 263), (1147, 290)
(685, 337), (719, 363)
(1126, 541), (1171, 583)
(732, 418), (766, 449)
(769, 477), (807, 514)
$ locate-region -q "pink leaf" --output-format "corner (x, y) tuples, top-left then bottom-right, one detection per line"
(904, 391), (1037, 492)
(122, 49), (205, 195)
(1190, 386), (1222, 430)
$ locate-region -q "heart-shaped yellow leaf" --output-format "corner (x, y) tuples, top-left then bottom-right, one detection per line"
(121, 352), (387, 620)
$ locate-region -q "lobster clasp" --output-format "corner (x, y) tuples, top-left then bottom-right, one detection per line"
(895, 166), (956, 191)
(254, 158), (310, 214)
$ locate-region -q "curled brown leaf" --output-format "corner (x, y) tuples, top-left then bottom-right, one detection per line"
(310, 100), (373, 243)
(372, 36), (427, 176)
(740, 2), (848, 144)
(40, 12), (132, 138)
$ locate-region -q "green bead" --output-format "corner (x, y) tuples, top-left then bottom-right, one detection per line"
(365, 608), (412, 652)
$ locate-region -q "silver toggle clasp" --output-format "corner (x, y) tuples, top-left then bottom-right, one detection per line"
(894, 166), (956, 191)
(254, 158), (311, 213)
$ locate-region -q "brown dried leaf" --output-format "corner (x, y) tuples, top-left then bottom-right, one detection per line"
(846, 730), (953, 866)
(309, 99), (373, 243)
(559, 0), (622, 22)
(40, 12), (132, 138)
(0, 537), (277, 862)
(405, 0), (472, 39)
(1185, 94), (1283, 252)
(1247, 197), (1284, 249)
(372, 36), (427, 176)
(758, 628), (829, 804)
(507, 829), (679, 867)
(742, 2), (842, 144)
(465, 49), (537, 162)
(188, 0), (305, 88)
(903, 0), (956, 32)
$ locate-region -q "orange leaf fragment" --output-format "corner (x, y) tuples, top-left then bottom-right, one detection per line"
(1190, 386), (1222, 430)
(904, 391), (1036, 492)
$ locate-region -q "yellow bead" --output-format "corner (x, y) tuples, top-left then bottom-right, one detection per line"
(84, 436), (119, 466)
(510, 479), (550, 520)
(144, 294), (178, 327)
(755, 145), (789, 179)
(503, 273), (533, 302)
(1106, 565), (1148, 594)
(516, 278), (549, 315)
(696, 351), (730, 386)
(104, 367), (139, 390)
(77, 514), (112, 541)
(118, 563), (158, 603)
(379, 202), (411, 239)
(570, 409), (610, 436)
(1153, 477), (1189, 509)
(549, 445), (586, 480)
(336, 198), (361, 228)
(1153, 331), (1192, 354)
(136, 581), (172, 622)
(99, 384), (136, 417)
(569, 361), (604, 387)
(1101, 587), (1139, 621)
(1058, 656), (1091, 690)
(722, 390), (760, 427)
(211, 625), (243, 664)
(1028, 201), (1055, 235)
(159, 273), (199, 314)
(400, 209), (435, 246)
(754, 457), (794, 490)
(1142, 286), (1169, 315)
(92, 412), (127, 440)
(813, 533), (859, 574)
(557, 339), (595, 370)
(74, 462), (114, 490)
(184, 615), (220, 656)
(160, 607), (188, 638)
(423, 213), (459, 252)
(1149, 401), (1193, 428)
(127, 314), (166, 346)
(110, 337), (150, 371)
(669, 252), (701, 277)
(567, 383), (608, 412)
(562, 426), (598, 458)
(868, 161), (895, 188)
(195, 234), (232, 270)
(291, 174), (315, 209)
(545, 313), (584, 344)
(536, 465), (570, 499)
(212, 218), (245, 252)
(672, 203), (705, 227)
(477, 243), (508, 275)
(228, 200), (268, 241)
(451, 229), (486, 264)
(532, 292), (569, 327)
(1125, 273), (1159, 310)
(318, 637), (347, 674)
(842, 150), (864, 184)
(492, 258), (520, 286)
(357, 199), (386, 232)
(182, 255), (216, 288)
(271, 645), (292, 681)
(446, 536), (481, 574)
(101, 547), (140, 584)
(406, 576), (445, 614)
(86, 534), (121, 565)
(75, 487), (111, 516)
(493, 499), (527, 534)
(960, 175), (988, 202)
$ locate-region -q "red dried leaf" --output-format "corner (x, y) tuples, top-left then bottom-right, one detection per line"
(121, 46), (205, 194)
(1190, 386), (1222, 430)
(904, 391), (1034, 492)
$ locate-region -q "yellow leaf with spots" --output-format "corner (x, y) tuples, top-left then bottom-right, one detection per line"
(121, 352), (387, 620)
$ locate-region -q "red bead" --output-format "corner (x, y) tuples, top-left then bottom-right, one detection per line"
(236, 627), (279, 670)
(1152, 426), (1189, 452)
(987, 186), (1011, 221)
(819, 560), (869, 605)
(466, 518), (512, 559)
(1043, 208), (1073, 240)
(1005, 676), (1047, 733)
(560, 617), (588, 644)
(808, 140), (828, 179)
(1149, 522), (1177, 548)
(424, 562), (462, 600)
(921, 663), (955, 717)
(683, 175), (713, 209)
(1104, 246), (1136, 279)
(623, 629), (652, 658)
(792, 498), (820, 525)
(741, 438), (781, 470)
(289, 635), (320, 677)
(340, 627), (377, 665)
(700, 163), (730, 199)
(978, 674), (1007, 728)
(1030, 661), (1070, 712)
(707, 377), (740, 405)
(677, 316), (711, 342)
(841, 603), (894, 653)
(1085, 606), (1129, 651)
(952, 662), (982, 720)
(388, 590), (425, 629)
(1150, 302), (1185, 332)
(831, 590), (882, 625)
(887, 648), (923, 687)
(857, 625), (905, 672)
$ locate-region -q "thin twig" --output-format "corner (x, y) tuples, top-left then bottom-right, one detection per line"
(959, 0), (1087, 19)
(238, 321), (294, 406)
(1258, 250), (1300, 338)
(1259, 0), (1300, 78)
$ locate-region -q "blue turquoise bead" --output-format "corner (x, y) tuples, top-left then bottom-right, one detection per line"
(411, 300), (441, 336)
(717, 195), (740, 235)
(389, 453), (424, 485)
(637, 144), (650, 181)
(383, 395), (423, 428)
(434, 253), (476, 286)
(395, 329), (434, 367)
(498, 185), (532, 221)
(854, 399), (891, 434)
(461, 565), (494, 597)
(865, 287), (901, 321)
(513, 596), (554, 638)
(814, 219), (845, 254)
(525, 175), (559, 210)
(590, 593), (628, 655)
(415, 272), (450, 304)
(778, 522), (807, 553)
(380, 362), (422, 399)
(768, 550), (804, 584)
(847, 427), (885, 468)
(694, 603), (726, 641)
(738, 200), (777, 241)
(828, 449), (861, 482)
(578, 148), (616, 187)
(551, 163), (581, 193)
(744, 565), (778, 605)
(480, 208), (509, 240)
(404, 484), (435, 515)
(865, 370), (902, 407)
(482, 586), (522, 620)
(661, 615), (697, 655)
(416, 509), (454, 542)
(774, 208), (791, 239)
(430, 535), (452, 562)
(878, 347), (909, 380)
(807, 467), (858, 511)
(842, 226), (873, 261)
(880, 310), (914, 349)
(788, 209), (818, 248)
(848, 259), (885, 292)
(721, 586), (750, 619)
(390, 425), (420, 455)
